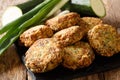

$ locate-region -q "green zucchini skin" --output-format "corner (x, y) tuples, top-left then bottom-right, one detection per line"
(71, 3), (97, 17)
(17, 0), (44, 13)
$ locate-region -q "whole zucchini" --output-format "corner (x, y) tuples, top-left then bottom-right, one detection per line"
(62, 0), (106, 17)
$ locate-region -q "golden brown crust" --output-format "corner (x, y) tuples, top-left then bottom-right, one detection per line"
(117, 35), (120, 51)
(52, 26), (86, 47)
(25, 38), (63, 73)
(62, 41), (95, 70)
(45, 12), (80, 31)
(20, 25), (53, 47)
(79, 17), (103, 33)
(88, 24), (120, 57)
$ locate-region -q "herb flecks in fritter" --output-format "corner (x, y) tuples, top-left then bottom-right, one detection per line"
(46, 12), (80, 31)
(53, 26), (86, 47)
(25, 38), (63, 73)
(62, 41), (95, 70)
(20, 25), (53, 47)
(88, 24), (120, 57)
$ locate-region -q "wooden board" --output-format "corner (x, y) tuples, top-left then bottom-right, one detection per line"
(0, 0), (120, 80)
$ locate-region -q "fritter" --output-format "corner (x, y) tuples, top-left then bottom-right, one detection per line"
(20, 25), (53, 47)
(45, 12), (80, 31)
(62, 41), (95, 70)
(88, 24), (120, 57)
(25, 38), (63, 73)
(52, 26), (86, 47)
(79, 17), (103, 32)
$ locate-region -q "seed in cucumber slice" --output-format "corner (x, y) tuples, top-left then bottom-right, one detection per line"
(1, 6), (23, 26)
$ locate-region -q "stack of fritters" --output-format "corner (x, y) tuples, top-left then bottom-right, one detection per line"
(20, 12), (120, 73)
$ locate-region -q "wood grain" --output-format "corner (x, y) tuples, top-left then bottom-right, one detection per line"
(0, 0), (27, 80)
(0, 45), (26, 80)
(102, 0), (120, 28)
(0, 0), (120, 80)
(73, 73), (105, 80)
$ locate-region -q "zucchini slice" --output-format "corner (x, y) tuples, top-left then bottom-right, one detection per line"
(1, 6), (23, 26)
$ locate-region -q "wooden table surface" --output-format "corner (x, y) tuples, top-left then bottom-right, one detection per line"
(0, 0), (120, 80)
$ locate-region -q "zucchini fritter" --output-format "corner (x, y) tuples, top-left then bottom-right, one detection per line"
(20, 25), (53, 47)
(25, 38), (63, 73)
(53, 26), (86, 46)
(88, 24), (120, 57)
(79, 17), (103, 32)
(45, 12), (80, 31)
(62, 41), (95, 70)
